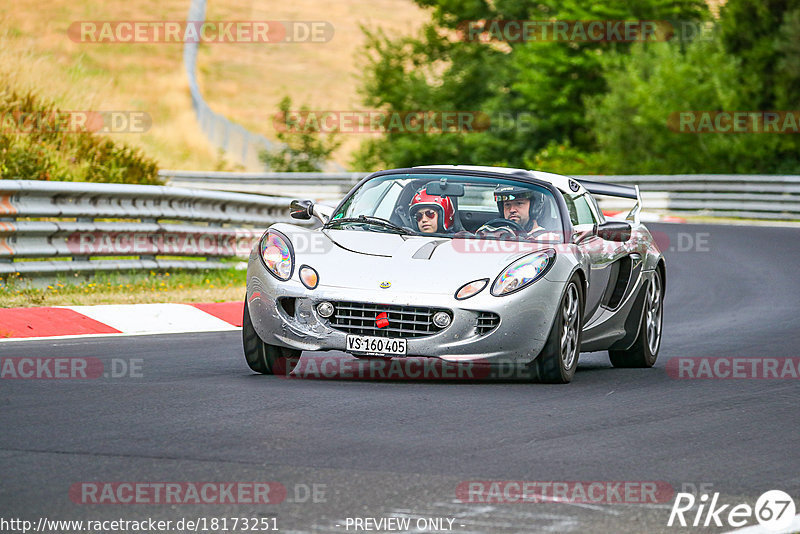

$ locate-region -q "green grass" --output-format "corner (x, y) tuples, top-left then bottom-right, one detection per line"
(0, 267), (246, 307)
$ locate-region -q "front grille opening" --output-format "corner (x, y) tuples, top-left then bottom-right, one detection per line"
(278, 297), (296, 317)
(476, 312), (500, 336)
(328, 301), (450, 338)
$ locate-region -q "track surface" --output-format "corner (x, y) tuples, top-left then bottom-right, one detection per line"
(2, 223), (799, 533)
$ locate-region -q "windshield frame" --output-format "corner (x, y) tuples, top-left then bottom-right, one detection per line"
(329, 167), (573, 241)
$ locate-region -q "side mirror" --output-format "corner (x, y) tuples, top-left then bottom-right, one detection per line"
(290, 199), (313, 220)
(597, 220), (632, 242)
(290, 199), (334, 224)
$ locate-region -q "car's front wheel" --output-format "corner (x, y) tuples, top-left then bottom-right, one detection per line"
(242, 300), (301, 375)
(535, 276), (583, 383)
(609, 269), (663, 368)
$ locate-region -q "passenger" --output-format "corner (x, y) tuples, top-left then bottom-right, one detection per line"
(409, 188), (455, 234)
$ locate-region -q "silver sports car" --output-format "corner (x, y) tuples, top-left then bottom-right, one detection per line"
(243, 165), (665, 383)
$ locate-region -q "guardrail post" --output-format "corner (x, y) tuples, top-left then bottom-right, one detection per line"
(72, 217), (94, 262)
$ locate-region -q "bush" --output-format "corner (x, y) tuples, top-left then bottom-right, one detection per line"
(0, 86), (161, 184)
(584, 30), (800, 174)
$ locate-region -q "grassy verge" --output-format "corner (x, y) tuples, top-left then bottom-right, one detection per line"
(0, 0), (429, 171)
(0, 268), (245, 307)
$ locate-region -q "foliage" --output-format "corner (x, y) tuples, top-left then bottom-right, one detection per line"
(0, 86), (161, 184)
(576, 3), (800, 174)
(259, 96), (342, 172)
(353, 0), (708, 170)
(718, 0), (800, 110)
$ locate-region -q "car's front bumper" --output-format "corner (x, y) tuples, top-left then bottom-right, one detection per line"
(246, 252), (566, 365)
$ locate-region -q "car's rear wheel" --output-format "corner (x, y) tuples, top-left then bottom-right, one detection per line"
(609, 269), (663, 368)
(535, 276), (583, 383)
(242, 300), (301, 375)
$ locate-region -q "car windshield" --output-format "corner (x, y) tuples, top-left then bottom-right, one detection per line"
(327, 173), (565, 243)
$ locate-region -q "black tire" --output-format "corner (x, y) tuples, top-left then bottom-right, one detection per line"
(535, 276), (583, 384)
(609, 269), (663, 368)
(242, 300), (301, 375)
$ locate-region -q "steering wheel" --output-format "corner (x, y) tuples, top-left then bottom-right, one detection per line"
(476, 218), (527, 237)
(393, 205), (418, 233)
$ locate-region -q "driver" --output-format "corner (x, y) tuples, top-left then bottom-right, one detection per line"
(494, 185), (545, 233)
(409, 188), (455, 234)
(475, 184), (549, 239)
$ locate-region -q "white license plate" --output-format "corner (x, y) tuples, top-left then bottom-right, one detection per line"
(346, 335), (407, 356)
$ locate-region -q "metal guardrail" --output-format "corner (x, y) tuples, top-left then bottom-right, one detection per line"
(0, 181), (307, 275)
(161, 170), (366, 201)
(3, 172), (797, 276)
(183, 1), (343, 172)
(581, 175), (800, 220)
(161, 171), (800, 220)
(184, 0), (275, 169)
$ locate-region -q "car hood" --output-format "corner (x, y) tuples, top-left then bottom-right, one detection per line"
(272, 224), (553, 295)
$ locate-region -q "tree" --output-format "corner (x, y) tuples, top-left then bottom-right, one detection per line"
(353, 0), (707, 170)
(718, 0), (800, 110)
(260, 97), (341, 172)
(565, 1), (800, 174)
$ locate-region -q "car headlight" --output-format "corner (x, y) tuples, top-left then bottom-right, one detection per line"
(260, 230), (294, 281)
(299, 265), (319, 289)
(455, 278), (489, 300)
(491, 250), (555, 296)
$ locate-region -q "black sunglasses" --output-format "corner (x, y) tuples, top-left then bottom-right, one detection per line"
(415, 209), (437, 221)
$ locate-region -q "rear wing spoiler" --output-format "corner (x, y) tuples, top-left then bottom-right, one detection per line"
(575, 178), (642, 224)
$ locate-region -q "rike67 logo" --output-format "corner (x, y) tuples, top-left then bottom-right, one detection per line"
(668, 490), (796, 530)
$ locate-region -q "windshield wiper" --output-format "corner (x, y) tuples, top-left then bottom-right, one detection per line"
(324, 215), (411, 235)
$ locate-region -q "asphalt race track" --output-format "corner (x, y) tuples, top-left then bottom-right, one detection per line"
(2, 223), (799, 533)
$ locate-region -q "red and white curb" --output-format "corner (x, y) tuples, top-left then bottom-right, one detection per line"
(0, 302), (243, 341)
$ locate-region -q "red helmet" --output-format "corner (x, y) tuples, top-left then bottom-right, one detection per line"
(409, 188), (455, 232)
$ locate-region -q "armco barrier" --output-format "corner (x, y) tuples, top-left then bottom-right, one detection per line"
(0, 181), (308, 275)
(585, 174), (800, 220)
(184, 0), (274, 169)
(161, 171), (800, 220)
(182, 0), (342, 171)
(161, 170), (366, 202)
(3, 173), (798, 276)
